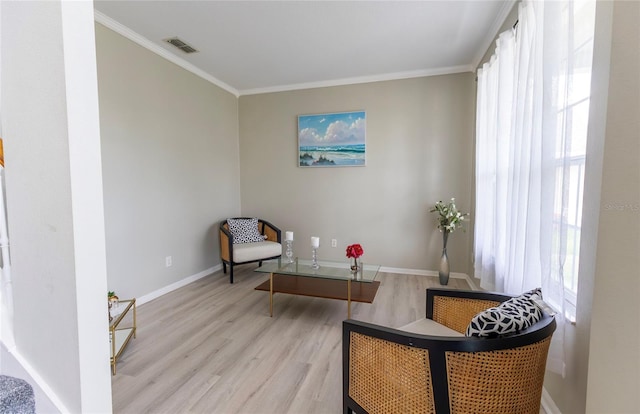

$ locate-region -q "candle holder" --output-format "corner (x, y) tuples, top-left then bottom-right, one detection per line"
(285, 240), (294, 264)
(311, 247), (320, 269)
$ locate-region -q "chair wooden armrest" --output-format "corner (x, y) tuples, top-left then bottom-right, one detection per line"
(219, 225), (232, 263)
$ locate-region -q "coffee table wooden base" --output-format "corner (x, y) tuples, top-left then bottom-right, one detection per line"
(254, 273), (380, 318)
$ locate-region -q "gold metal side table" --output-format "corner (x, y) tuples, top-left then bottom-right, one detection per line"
(109, 298), (136, 375)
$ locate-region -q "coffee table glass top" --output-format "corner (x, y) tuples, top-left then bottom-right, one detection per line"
(255, 258), (380, 283)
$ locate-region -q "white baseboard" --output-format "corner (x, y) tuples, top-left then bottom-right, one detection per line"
(137, 264), (222, 306)
(1, 342), (66, 413)
(0, 265), (223, 414)
(136, 265), (476, 307)
(541, 387), (561, 414)
(137, 264), (476, 307)
(379, 266), (479, 291)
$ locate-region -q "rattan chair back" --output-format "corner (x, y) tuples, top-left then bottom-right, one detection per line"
(343, 288), (556, 414)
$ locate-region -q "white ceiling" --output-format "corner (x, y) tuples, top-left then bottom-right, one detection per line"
(94, 1), (515, 96)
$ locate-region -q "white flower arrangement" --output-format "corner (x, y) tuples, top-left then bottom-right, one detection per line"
(430, 198), (468, 233)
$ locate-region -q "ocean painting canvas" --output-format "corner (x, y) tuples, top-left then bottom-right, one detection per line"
(298, 111), (366, 167)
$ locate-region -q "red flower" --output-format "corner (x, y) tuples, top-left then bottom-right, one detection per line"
(346, 244), (364, 259)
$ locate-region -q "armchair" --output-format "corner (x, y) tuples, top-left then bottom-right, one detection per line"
(219, 217), (282, 283)
(343, 288), (556, 414)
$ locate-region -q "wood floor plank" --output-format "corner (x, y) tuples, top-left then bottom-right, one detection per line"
(111, 265), (469, 413)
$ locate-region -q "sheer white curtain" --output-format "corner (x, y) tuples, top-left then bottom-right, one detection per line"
(475, 0), (596, 376)
(474, 29), (516, 292)
(475, 3), (545, 296)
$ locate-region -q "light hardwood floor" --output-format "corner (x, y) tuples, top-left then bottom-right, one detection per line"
(111, 265), (470, 413)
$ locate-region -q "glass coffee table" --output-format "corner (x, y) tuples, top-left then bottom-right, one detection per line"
(254, 258), (380, 318)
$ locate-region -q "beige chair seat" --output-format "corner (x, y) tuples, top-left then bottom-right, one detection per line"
(232, 241), (282, 263)
(399, 317), (463, 337)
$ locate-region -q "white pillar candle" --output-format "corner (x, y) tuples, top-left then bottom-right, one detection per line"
(311, 236), (320, 248)
(285, 231), (294, 241)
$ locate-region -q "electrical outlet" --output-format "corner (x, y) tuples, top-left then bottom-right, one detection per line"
(331, 239), (337, 248)
(165, 256), (172, 267)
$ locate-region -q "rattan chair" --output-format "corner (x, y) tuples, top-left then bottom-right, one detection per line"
(343, 288), (556, 414)
(219, 217), (281, 283)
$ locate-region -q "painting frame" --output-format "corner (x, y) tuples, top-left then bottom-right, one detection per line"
(298, 110), (366, 167)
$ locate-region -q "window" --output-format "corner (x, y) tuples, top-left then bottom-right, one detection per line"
(550, 0), (596, 318)
(474, 0), (596, 323)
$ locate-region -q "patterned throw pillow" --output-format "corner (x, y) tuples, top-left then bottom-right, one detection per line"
(465, 288), (543, 337)
(227, 218), (267, 244)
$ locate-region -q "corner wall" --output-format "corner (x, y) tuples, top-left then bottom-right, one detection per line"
(585, 1), (640, 411)
(95, 24), (241, 299)
(239, 75), (475, 272)
(2, 2), (111, 411)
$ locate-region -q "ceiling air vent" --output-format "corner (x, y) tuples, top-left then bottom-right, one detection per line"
(164, 37), (198, 54)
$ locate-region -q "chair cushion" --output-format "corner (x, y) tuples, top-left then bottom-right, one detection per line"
(465, 288), (543, 337)
(232, 241), (282, 263)
(399, 318), (464, 337)
(227, 218), (267, 244)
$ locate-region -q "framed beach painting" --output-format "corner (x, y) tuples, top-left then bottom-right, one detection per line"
(298, 111), (366, 167)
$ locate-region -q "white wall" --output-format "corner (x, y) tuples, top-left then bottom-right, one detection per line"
(95, 24), (241, 299)
(585, 0), (640, 411)
(1, 2), (111, 412)
(239, 75), (475, 273)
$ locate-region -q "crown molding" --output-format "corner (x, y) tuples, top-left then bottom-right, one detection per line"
(239, 65), (474, 96)
(471, 0), (518, 70)
(94, 11), (240, 97)
(95, 11), (477, 98)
